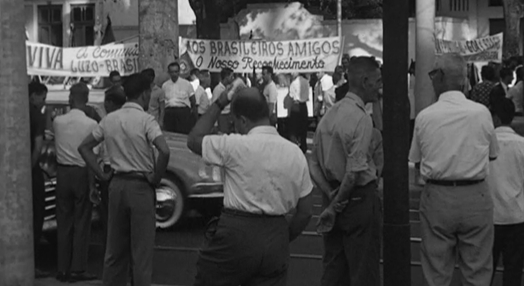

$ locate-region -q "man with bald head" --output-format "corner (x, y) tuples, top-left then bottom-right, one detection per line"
(53, 82), (98, 282)
(309, 56), (383, 286)
(409, 53), (499, 286)
(188, 86), (314, 286)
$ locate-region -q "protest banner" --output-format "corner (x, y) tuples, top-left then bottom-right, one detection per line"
(435, 33), (503, 62)
(179, 37), (343, 74)
(26, 41), (140, 77)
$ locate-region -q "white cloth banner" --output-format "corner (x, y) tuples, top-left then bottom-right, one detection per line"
(179, 37), (343, 74)
(435, 33), (503, 62)
(26, 41), (140, 77)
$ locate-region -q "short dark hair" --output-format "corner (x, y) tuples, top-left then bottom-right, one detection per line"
(168, 62), (180, 70)
(481, 65), (496, 81)
(105, 85), (126, 106)
(109, 71), (121, 79)
(493, 98), (515, 125)
(220, 68), (234, 80)
(231, 88), (269, 122)
(28, 82), (48, 96)
(70, 82), (89, 104)
(141, 68), (155, 84)
(500, 67), (513, 80)
(190, 68), (200, 77)
(262, 66), (274, 75)
(122, 73), (151, 100)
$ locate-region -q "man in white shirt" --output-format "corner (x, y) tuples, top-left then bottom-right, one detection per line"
(162, 62), (197, 134)
(262, 66), (278, 125)
(189, 68), (201, 93)
(288, 72), (310, 153)
(212, 68), (235, 134)
(195, 69), (211, 117)
(142, 68), (165, 128)
(53, 83), (98, 282)
(507, 66), (523, 115)
(187, 87), (313, 286)
(487, 98), (524, 286)
(409, 53), (499, 286)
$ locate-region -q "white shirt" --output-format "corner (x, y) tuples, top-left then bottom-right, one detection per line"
(190, 78), (200, 93)
(54, 109), (97, 167)
(487, 127), (524, 224)
(162, 78), (195, 108)
(409, 91), (499, 180)
(205, 87), (213, 101)
(507, 81), (523, 113)
(212, 82), (229, 114)
(263, 81), (278, 113)
(290, 76), (310, 102)
(320, 74), (334, 92)
(202, 126), (313, 215)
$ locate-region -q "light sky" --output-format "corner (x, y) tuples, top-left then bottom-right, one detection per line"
(179, 0), (196, 25)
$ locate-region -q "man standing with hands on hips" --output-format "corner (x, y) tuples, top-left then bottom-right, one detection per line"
(78, 73), (170, 286)
(409, 53), (499, 286)
(188, 80), (313, 286)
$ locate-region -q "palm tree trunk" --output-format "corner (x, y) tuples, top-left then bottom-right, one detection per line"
(138, 0), (179, 85)
(502, 0), (524, 58)
(0, 0), (35, 284)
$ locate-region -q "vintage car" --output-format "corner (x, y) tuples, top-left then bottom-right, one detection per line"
(39, 90), (223, 239)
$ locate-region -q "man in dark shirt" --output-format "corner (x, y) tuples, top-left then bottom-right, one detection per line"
(469, 65), (496, 108)
(28, 82), (48, 278)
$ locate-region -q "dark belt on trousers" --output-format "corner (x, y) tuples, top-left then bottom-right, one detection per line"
(57, 163), (84, 168)
(113, 171), (149, 181)
(426, 179), (484, 187)
(222, 208), (284, 218)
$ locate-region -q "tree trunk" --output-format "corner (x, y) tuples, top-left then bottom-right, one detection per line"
(189, 0), (221, 40)
(138, 0), (179, 86)
(502, 0), (524, 58)
(0, 0), (35, 284)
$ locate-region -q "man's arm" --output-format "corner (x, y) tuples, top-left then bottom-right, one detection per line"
(189, 94), (198, 116)
(150, 135), (170, 186)
(188, 92), (229, 156)
(32, 136), (44, 168)
(288, 192), (313, 241)
(78, 134), (109, 180)
(158, 91), (166, 129)
(309, 149), (333, 198)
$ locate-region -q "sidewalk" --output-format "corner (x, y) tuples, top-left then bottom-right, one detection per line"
(35, 278), (181, 286)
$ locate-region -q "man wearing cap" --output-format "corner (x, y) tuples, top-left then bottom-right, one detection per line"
(188, 85), (314, 286)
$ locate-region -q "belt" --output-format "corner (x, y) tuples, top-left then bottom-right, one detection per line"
(426, 179), (484, 187)
(222, 208), (284, 218)
(113, 171), (149, 181)
(57, 163), (84, 168)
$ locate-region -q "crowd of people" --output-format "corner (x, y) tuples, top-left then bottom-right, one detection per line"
(26, 50), (524, 286)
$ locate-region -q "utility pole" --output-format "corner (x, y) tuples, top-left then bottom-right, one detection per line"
(382, 0), (411, 285)
(415, 0), (436, 113)
(0, 0), (35, 285)
(337, 0), (342, 39)
(138, 0), (179, 85)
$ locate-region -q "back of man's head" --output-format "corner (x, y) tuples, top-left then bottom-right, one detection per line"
(346, 56), (380, 87)
(29, 82), (48, 96)
(70, 82), (89, 105)
(481, 65), (496, 82)
(190, 68), (200, 78)
(141, 68), (155, 84)
(123, 73), (151, 100)
(435, 53), (467, 89)
(499, 67), (513, 81)
(220, 68), (234, 82)
(231, 87), (269, 123)
(105, 85), (126, 107)
(493, 98), (515, 125)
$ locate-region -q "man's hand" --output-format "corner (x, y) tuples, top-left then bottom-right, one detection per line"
(89, 186), (101, 205)
(317, 207), (336, 234)
(146, 172), (161, 188)
(98, 168), (114, 182)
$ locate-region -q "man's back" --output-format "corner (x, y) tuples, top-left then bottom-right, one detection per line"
(203, 126), (311, 215)
(54, 109), (97, 166)
(413, 91), (496, 180)
(93, 102), (161, 173)
(488, 127), (524, 224)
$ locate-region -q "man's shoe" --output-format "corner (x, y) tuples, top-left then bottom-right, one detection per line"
(35, 268), (50, 278)
(68, 272), (97, 283)
(55, 272), (69, 282)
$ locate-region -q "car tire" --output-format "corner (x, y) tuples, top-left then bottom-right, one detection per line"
(155, 177), (186, 229)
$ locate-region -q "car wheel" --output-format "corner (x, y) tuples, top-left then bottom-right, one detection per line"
(155, 178), (186, 229)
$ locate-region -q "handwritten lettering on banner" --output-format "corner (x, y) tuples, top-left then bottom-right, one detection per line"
(26, 41), (140, 77)
(180, 37), (343, 73)
(435, 33), (503, 62)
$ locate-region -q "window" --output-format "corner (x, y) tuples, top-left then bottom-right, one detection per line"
(70, 4), (95, 47)
(489, 0), (503, 6)
(38, 5), (63, 46)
